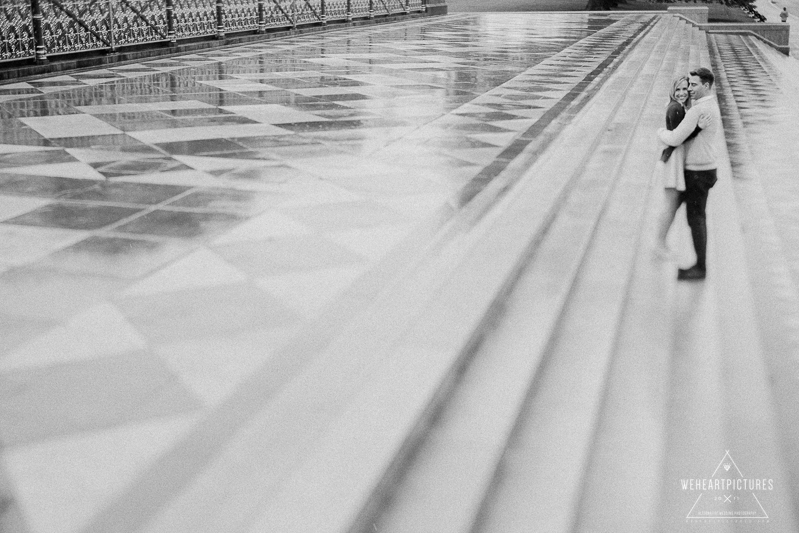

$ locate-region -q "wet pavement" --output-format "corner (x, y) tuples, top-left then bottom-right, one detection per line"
(714, 31), (799, 325)
(448, 0), (589, 11)
(0, 12), (657, 533)
(756, 0), (799, 56)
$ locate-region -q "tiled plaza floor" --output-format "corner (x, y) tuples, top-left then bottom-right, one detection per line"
(0, 13), (657, 533)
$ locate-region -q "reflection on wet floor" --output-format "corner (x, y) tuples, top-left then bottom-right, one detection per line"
(0, 13), (658, 533)
(0, 14), (651, 270)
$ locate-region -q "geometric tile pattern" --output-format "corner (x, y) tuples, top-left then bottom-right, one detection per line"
(0, 13), (656, 533)
(0, 351), (201, 446)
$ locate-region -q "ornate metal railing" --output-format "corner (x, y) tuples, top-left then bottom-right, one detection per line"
(1, 1), (35, 61)
(0, 0), (427, 64)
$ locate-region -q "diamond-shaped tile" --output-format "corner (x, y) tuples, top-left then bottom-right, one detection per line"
(36, 235), (194, 279)
(0, 196), (52, 222)
(3, 414), (199, 533)
(0, 351), (201, 446)
(20, 114), (123, 138)
(279, 200), (407, 231)
(0, 223), (86, 265)
(118, 282), (303, 343)
(0, 302), (148, 371)
(0, 161), (107, 180)
(122, 247), (247, 296)
(5, 203), (141, 231)
(213, 234), (365, 276)
(114, 209), (244, 240)
(255, 266), (363, 318)
(153, 326), (301, 404)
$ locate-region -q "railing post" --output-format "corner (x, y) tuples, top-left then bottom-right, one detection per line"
(30, 0), (48, 64)
(257, 0), (265, 32)
(321, 0), (326, 25)
(346, 0), (351, 21)
(215, 0), (225, 39)
(107, 0), (116, 52)
(369, 0), (373, 18)
(166, 0), (177, 44)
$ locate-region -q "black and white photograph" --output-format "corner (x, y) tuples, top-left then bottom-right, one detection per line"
(1, 0), (798, 531)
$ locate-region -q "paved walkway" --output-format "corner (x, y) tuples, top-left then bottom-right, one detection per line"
(448, 0), (588, 11)
(3, 10), (799, 533)
(756, 0), (799, 55)
(0, 12), (643, 533)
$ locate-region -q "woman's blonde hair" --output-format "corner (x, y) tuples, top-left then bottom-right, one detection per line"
(670, 75), (690, 106)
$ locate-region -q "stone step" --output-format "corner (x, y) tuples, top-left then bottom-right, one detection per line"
(83, 16), (663, 533)
(707, 33), (799, 527)
(747, 36), (799, 94)
(472, 17), (694, 533)
(569, 27), (799, 531)
(569, 19), (695, 533)
(572, 28), (799, 532)
(572, 22), (739, 532)
(231, 14), (677, 533)
(360, 14), (691, 533)
(671, 73), (797, 531)
(690, 24), (702, 68)
(107, 14), (662, 533)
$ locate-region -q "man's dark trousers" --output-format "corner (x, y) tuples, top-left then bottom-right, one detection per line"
(678, 169), (717, 270)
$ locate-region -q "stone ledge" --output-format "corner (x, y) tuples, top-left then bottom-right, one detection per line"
(668, 6), (790, 55)
(667, 5), (709, 24)
(702, 23), (790, 54)
(425, 0), (448, 15)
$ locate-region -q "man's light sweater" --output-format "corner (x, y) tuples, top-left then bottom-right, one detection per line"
(658, 94), (720, 171)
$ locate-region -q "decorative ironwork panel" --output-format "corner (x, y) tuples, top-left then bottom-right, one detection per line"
(113, 0), (168, 45)
(349, 0), (370, 18)
(325, 0), (348, 22)
(292, 0), (322, 26)
(373, 0), (405, 16)
(0, 0), (427, 63)
(0, 0), (35, 61)
(225, 0), (258, 32)
(174, 0), (216, 37)
(41, 0), (111, 54)
(263, 0), (291, 27)
(262, 0), (321, 28)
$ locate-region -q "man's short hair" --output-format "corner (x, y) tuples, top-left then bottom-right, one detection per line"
(690, 67), (715, 88)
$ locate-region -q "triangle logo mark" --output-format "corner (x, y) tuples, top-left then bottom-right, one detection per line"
(684, 450), (771, 522)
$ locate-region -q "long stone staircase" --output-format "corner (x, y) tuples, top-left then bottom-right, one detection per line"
(63, 14), (799, 533)
(709, 31), (799, 531)
(238, 16), (799, 533)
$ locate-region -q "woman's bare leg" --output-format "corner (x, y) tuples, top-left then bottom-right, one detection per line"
(656, 188), (680, 250)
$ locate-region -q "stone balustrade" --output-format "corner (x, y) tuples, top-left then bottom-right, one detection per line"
(668, 5), (790, 54)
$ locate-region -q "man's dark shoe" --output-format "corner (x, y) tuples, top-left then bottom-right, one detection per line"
(678, 265), (706, 281)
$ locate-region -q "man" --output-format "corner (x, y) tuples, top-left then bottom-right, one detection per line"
(780, 7), (789, 22)
(658, 67), (721, 281)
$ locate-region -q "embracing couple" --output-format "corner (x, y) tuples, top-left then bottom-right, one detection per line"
(654, 67), (721, 281)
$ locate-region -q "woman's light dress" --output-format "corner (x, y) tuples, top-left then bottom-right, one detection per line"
(658, 99), (686, 191)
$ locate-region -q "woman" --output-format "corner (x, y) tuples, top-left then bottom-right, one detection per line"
(654, 75), (704, 257)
